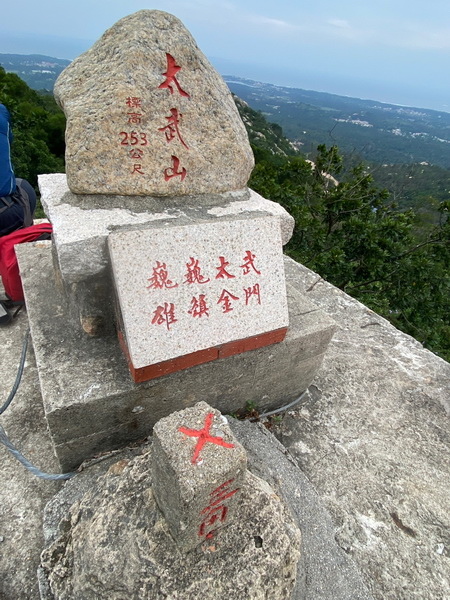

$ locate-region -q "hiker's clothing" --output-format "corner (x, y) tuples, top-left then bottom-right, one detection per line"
(0, 104), (16, 197)
(0, 104), (36, 237)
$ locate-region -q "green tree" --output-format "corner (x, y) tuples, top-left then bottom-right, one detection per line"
(0, 67), (65, 189)
(249, 144), (450, 361)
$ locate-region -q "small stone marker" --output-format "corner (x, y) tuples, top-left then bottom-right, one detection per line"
(54, 9), (254, 196)
(152, 401), (247, 552)
(108, 215), (289, 382)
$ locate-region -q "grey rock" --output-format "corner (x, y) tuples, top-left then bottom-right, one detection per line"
(152, 402), (248, 552)
(39, 448), (301, 600)
(276, 257), (450, 600)
(54, 10), (254, 196)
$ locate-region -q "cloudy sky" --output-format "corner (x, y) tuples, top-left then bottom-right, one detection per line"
(2, 0), (450, 111)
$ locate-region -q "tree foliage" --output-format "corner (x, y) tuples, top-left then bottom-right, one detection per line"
(250, 144), (450, 361)
(0, 67), (65, 189)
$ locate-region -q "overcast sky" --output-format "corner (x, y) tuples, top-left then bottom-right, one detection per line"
(1, 0), (450, 112)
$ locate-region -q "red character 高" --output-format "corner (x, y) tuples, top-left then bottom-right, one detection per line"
(198, 478), (239, 538)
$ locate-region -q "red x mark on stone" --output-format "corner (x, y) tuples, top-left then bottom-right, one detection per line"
(178, 412), (235, 464)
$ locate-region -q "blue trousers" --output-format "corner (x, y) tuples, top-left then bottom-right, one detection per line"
(0, 179), (36, 237)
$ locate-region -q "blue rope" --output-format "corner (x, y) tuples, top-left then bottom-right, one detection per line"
(0, 326), (77, 480)
(0, 424), (76, 480)
(0, 328), (30, 415)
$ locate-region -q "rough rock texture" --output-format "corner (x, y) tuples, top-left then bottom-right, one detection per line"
(1, 255), (448, 599)
(152, 402), (247, 552)
(276, 257), (450, 600)
(54, 10), (254, 196)
(0, 311), (62, 600)
(39, 448), (301, 600)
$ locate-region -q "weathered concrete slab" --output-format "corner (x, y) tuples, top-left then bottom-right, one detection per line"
(109, 215), (288, 380)
(55, 10), (254, 196)
(38, 173), (294, 285)
(16, 243), (336, 471)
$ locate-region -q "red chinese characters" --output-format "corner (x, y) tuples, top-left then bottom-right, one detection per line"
(215, 256), (235, 279)
(198, 478), (240, 539)
(188, 294), (209, 318)
(147, 261), (178, 290)
(159, 108), (189, 149)
(158, 53), (190, 98)
(217, 289), (239, 313)
(151, 302), (177, 331)
(240, 250), (261, 275)
(148, 251), (264, 331)
(158, 53), (190, 182)
(184, 257), (210, 285)
(164, 155), (187, 182)
(119, 97), (149, 175)
(244, 283), (261, 305)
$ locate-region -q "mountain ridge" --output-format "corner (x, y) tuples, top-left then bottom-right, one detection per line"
(225, 76), (450, 169)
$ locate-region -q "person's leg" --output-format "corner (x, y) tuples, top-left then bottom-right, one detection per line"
(0, 197), (23, 236)
(0, 180), (37, 236)
(15, 178), (37, 219)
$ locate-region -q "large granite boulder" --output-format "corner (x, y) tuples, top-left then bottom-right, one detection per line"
(54, 10), (254, 197)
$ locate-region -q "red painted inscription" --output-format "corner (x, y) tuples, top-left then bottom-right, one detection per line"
(244, 283), (261, 305)
(188, 294), (209, 318)
(198, 478), (240, 539)
(147, 262), (179, 290)
(215, 256), (235, 279)
(178, 412), (235, 465)
(159, 108), (189, 149)
(217, 289), (240, 313)
(159, 53), (190, 98)
(240, 250), (261, 275)
(184, 257), (211, 285)
(164, 155), (187, 181)
(151, 302), (177, 330)
(126, 97), (142, 108)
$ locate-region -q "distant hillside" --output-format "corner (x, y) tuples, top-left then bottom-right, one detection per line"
(0, 53), (70, 91)
(233, 96), (298, 159)
(225, 76), (450, 169)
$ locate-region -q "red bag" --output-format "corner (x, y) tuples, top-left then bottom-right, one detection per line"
(0, 223), (52, 302)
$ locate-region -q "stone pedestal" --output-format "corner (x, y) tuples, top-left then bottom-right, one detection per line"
(18, 242), (336, 471)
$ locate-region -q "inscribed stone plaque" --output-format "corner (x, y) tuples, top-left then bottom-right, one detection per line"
(54, 10), (254, 196)
(108, 216), (288, 381)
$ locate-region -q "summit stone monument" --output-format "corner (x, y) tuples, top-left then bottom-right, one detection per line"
(17, 9), (336, 469)
(54, 10), (254, 196)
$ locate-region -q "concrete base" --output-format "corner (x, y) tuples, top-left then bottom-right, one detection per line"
(17, 243), (336, 471)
